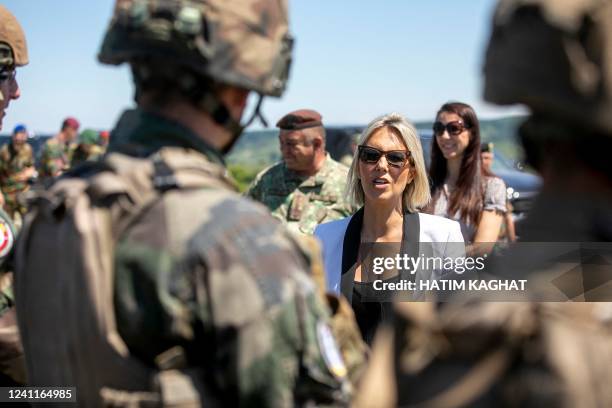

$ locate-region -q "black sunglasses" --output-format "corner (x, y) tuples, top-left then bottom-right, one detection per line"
(358, 145), (410, 168)
(433, 120), (469, 136)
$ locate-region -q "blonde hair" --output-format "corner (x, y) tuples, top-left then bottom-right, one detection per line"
(346, 113), (431, 212)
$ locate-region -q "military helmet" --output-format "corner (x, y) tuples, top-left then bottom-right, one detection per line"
(0, 5), (29, 68)
(483, 0), (612, 135)
(98, 0), (293, 97)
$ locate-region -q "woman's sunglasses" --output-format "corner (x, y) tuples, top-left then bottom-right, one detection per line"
(433, 121), (469, 136)
(358, 145), (410, 168)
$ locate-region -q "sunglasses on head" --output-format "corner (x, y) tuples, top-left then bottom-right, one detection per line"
(358, 145), (410, 168)
(433, 121), (469, 136)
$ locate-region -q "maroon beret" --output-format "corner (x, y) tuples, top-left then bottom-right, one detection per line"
(276, 109), (323, 130)
(62, 117), (80, 130)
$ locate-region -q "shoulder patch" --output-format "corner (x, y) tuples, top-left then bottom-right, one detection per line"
(0, 214), (15, 259)
(317, 321), (347, 379)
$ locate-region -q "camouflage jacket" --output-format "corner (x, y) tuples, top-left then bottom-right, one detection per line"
(103, 110), (350, 406)
(0, 142), (33, 194)
(70, 143), (105, 168)
(38, 137), (74, 179)
(246, 155), (356, 234)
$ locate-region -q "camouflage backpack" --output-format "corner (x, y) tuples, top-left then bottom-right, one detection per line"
(357, 301), (612, 408)
(15, 147), (236, 406)
(15, 146), (367, 404)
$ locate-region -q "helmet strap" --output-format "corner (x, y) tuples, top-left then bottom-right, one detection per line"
(197, 91), (267, 155)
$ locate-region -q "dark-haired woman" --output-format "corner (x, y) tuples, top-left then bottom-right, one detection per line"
(426, 102), (506, 252)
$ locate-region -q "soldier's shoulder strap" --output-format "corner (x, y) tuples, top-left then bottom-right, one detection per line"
(23, 147), (236, 252)
(86, 148), (235, 233)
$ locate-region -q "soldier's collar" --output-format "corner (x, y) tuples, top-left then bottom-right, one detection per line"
(108, 109), (225, 166)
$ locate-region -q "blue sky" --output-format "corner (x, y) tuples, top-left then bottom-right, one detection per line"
(2, 0), (525, 134)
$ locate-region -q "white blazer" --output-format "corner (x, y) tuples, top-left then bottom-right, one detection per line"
(314, 209), (465, 296)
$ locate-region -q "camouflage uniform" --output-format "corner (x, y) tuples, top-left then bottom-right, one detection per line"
(0, 141), (33, 219)
(71, 129), (105, 168)
(115, 110), (352, 405)
(38, 137), (74, 181)
(247, 155), (356, 234)
(15, 0), (356, 405)
(18, 109), (352, 406)
(70, 144), (104, 167)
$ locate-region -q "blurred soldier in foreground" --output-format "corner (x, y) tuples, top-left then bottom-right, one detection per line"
(16, 0), (355, 406)
(38, 116), (79, 183)
(0, 4), (27, 386)
(247, 109), (355, 234)
(357, 1), (612, 407)
(0, 124), (35, 225)
(484, 2), (612, 242)
(70, 128), (104, 168)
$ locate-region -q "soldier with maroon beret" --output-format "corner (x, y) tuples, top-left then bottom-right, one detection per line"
(247, 108), (357, 234)
(275, 109), (323, 130)
(38, 116), (80, 184)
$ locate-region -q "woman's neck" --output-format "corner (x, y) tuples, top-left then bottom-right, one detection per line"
(362, 200), (404, 242)
(445, 156), (462, 186)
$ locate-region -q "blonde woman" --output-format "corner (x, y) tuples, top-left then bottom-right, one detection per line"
(314, 113), (464, 344)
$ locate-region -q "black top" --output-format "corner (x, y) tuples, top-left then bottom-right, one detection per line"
(352, 274), (403, 345)
(341, 207), (420, 344)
